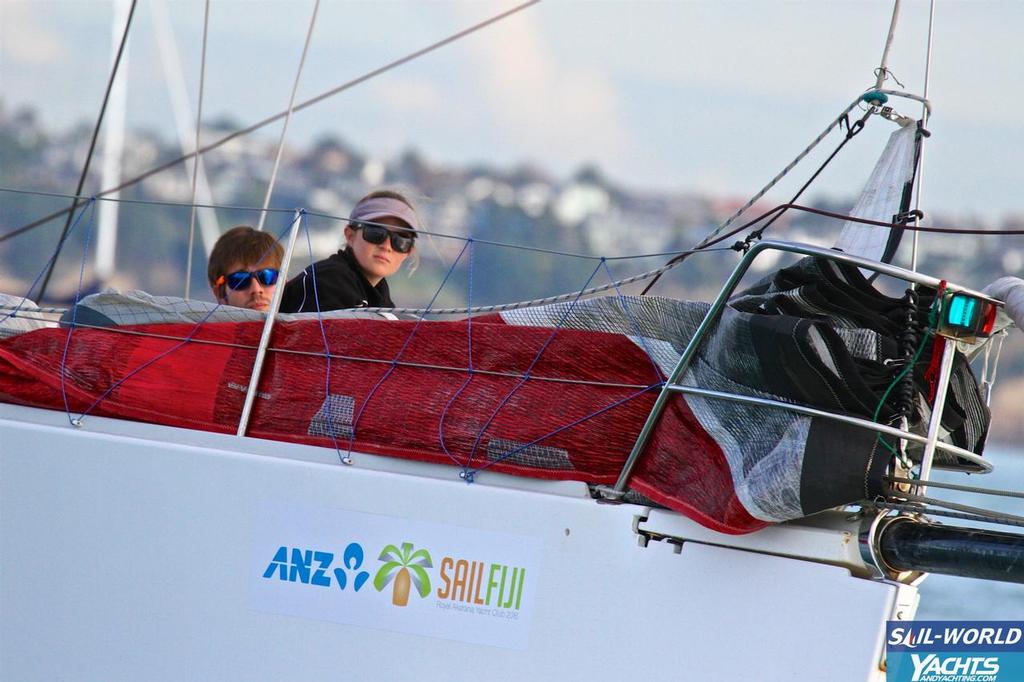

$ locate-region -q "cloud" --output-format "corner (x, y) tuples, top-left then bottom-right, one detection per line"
(367, 76), (445, 117)
(457, 2), (631, 169)
(0, 3), (64, 66)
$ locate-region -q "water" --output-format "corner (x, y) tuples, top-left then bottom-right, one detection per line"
(915, 446), (1024, 619)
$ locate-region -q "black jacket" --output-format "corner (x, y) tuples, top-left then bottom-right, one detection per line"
(280, 248), (394, 313)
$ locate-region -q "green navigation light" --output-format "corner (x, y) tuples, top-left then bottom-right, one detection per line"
(945, 294), (979, 330)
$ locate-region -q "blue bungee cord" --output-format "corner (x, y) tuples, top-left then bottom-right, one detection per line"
(462, 259), (603, 477)
(3, 198), (96, 328)
(438, 239), (476, 469)
(467, 383), (661, 477)
(600, 258), (665, 385)
(344, 239), (472, 461)
(304, 210), (353, 466)
(59, 198), (99, 424)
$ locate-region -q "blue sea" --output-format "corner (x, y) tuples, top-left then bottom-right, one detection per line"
(915, 446), (1024, 620)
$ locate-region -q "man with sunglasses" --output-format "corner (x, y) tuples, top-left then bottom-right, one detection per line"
(280, 190), (419, 313)
(207, 226), (284, 312)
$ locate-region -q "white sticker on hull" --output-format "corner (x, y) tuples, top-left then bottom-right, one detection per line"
(249, 504), (541, 649)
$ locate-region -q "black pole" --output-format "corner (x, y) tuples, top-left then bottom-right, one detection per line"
(36, 0), (138, 302)
(878, 517), (1024, 584)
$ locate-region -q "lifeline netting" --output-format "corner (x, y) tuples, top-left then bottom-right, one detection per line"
(0, 257), (989, 534)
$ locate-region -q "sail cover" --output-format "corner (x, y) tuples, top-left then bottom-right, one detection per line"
(0, 257), (988, 534)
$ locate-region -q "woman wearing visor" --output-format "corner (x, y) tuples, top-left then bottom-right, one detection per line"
(280, 190), (418, 313)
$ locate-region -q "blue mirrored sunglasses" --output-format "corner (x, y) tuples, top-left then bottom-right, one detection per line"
(216, 268), (280, 291)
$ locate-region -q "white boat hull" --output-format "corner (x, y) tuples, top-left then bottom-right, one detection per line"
(1, 403), (913, 681)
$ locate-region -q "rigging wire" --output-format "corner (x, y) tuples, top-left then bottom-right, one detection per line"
(37, 0), (138, 302)
(714, 201), (1024, 238)
(873, 501), (1024, 530)
(735, 108), (874, 248)
(688, 96), (864, 248)
(256, 0), (320, 232)
(468, 384), (659, 478)
(0, 0), (542, 248)
(2, 199), (97, 327)
(0, 186), (297, 215)
(6, 190), (1019, 320)
(184, 0), (211, 300)
(0, 183), (746, 261)
(887, 475), (1024, 501)
(890, 493), (1024, 526)
(909, 0), (937, 272)
(8, 182), (1024, 242)
(639, 96), (868, 295)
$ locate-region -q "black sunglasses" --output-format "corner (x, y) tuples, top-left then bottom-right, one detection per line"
(353, 222), (416, 254)
(216, 268), (280, 291)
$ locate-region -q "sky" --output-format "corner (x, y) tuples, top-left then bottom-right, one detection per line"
(1, 0), (1023, 220)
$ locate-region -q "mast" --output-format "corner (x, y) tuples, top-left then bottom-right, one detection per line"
(150, 0), (221, 272)
(94, 0), (132, 285)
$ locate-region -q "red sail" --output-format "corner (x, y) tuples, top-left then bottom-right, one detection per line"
(0, 318), (764, 534)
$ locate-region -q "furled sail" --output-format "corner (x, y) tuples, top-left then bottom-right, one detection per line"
(834, 120), (919, 263)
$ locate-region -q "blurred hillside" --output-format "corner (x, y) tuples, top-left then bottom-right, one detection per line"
(3, 101), (1024, 443)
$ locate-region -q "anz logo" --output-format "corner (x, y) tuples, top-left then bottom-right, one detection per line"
(262, 543), (370, 591)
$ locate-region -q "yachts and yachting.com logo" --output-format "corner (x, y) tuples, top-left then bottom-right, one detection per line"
(261, 540), (527, 613)
(906, 655), (998, 682)
(886, 623), (1024, 682)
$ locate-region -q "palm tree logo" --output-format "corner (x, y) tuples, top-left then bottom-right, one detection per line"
(373, 542), (433, 607)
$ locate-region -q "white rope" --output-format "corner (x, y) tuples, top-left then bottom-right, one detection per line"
(255, 0), (320, 232)
(980, 329), (1007, 406)
(184, 0), (211, 299)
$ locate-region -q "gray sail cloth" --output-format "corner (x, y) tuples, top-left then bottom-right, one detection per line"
(501, 256), (989, 524)
(0, 294), (51, 339)
(53, 289), (401, 328)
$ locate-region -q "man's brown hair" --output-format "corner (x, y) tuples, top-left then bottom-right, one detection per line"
(207, 225), (284, 287)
